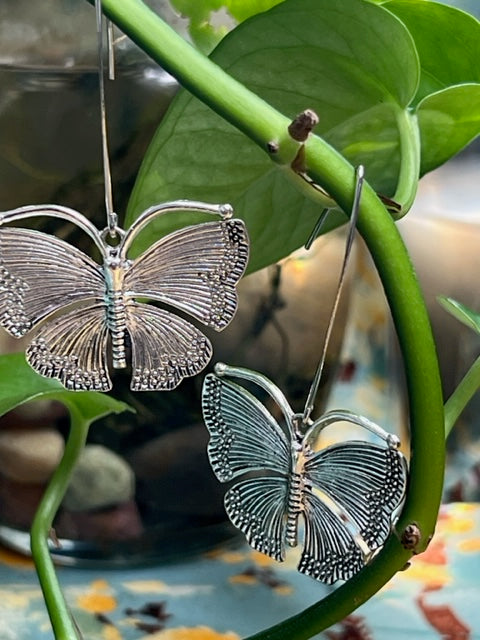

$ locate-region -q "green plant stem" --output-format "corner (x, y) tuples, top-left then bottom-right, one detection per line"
(88, 0), (301, 164)
(445, 354), (480, 437)
(30, 406), (90, 640)
(85, 1), (445, 637)
(247, 135), (445, 640)
(392, 107), (421, 215)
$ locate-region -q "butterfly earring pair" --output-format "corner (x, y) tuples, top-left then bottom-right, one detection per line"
(0, 0), (405, 587)
(202, 166), (409, 585)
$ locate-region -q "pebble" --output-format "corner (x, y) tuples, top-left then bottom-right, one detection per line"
(0, 428), (64, 484)
(0, 400), (67, 430)
(63, 445), (135, 512)
(56, 499), (144, 542)
(128, 424), (225, 518)
(0, 474), (46, 529)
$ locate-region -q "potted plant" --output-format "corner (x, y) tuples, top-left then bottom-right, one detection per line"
(1, 0), (480, 638)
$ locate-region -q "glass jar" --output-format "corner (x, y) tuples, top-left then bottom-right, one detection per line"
(0, 1), (353, 565)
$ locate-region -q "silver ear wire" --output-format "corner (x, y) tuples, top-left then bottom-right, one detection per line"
(106, 19), (116, 81)
(95, 0), (116, 237)
(302, 165), (365, 424)
(304, 207), (330, 250)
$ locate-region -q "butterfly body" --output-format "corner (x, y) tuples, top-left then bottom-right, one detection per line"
(285, 469), (303, 548)
(202, 364), (408, 584)
(0, 201), (248, 391)
(102, 250), (133, 370)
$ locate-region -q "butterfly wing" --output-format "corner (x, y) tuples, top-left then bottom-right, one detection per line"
(225, 477), (289, 561)
(0, 227), (104, 337)
(124, 219), (248, 331)
(300, 440), (407, 580)
(299, 490), (365, 584)
(26, 303), (111, 391)
(202, 374), (291, 482)
(202, 373), (292, 560)
(126, 302), (213, 391)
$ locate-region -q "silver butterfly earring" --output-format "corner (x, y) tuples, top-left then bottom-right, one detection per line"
(202, 166), (408, 585)
(0, 0), (249, 392)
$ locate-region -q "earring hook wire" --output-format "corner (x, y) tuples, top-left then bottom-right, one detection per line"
(302, 165), (365, 425)
(95, 0), (117, 237)
(304, 207), (329, 250)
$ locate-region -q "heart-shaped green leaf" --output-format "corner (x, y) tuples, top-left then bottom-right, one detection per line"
(0, 352), (131, 425)
(438, 296), (480, 334)
(127, 0), (419, 273)
(384, 1), (480, 171)
(385, 0), (480, 104)
(417, 84), (480, 175)
(169, 0), (285, 52)
(224, 0), (285, 22)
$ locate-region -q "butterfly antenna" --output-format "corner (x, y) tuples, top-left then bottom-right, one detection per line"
(95, 0), (117, 237)
(302, 165), (365, 425)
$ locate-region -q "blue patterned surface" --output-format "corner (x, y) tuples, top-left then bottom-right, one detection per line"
(0, 502), (479, 640)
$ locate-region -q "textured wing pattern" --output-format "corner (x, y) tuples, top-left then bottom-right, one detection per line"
(298, 490), (364, 584)
(304, 442), (407, 550)
(125, 219), (248, 330)
(202, 369), (408, 584)
(202, 374), (291, 482)
(225, 476), (289, 561)
(0, 228), (104, 337)
(126, 302), (212, 391)
(26, 303), (110, 391)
